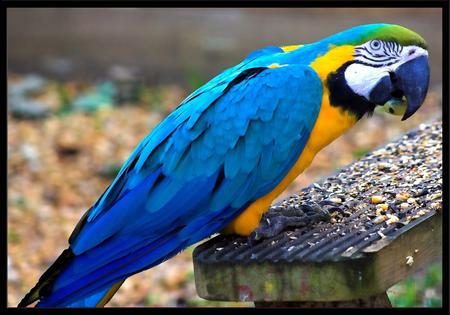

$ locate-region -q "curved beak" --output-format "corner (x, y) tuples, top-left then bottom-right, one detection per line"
(369, 55), (430, 120)
(395, 55), (430, 120)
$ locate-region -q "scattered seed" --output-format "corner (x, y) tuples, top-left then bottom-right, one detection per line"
(373, 215), (387, 224)
(400, 203), (410, 209)
(377, 203), (389, 211)
(378, 162), (392, 170)
(386, 215), (399, 225)
(375, 208), (386, 216)
(396, 192), (411, 201)
(371, 195), (384, 204)
(430, 202), (441, 211)
(406, 256), (414, 266)
(429, 192), (442, 200)
(417, 210), (426, 216)
(329, 197), (342, 204)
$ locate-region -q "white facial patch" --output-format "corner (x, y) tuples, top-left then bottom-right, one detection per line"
(345, 41), (428, 102)
(345, 63), (389, 99)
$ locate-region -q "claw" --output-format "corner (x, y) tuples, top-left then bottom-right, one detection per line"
(247, 233), (259, 244)
(251, 201), (331, 240)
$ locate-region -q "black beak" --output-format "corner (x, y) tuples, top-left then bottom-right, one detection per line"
(395, 55), (430, 120)
(369, 55), (430, 120)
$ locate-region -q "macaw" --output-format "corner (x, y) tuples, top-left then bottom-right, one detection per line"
(19, 23), (430, 307)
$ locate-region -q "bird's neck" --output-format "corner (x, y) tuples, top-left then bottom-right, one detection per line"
(309, 44), (377, 120)
(306, 45), (360, 152)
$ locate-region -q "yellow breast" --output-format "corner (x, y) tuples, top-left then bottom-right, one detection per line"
(224, 45), (358, 236)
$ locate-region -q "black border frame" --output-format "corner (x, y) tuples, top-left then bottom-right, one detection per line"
(2, 1), (448, 314)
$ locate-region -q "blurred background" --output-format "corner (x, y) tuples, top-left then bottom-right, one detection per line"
(7, 8), (442, 307)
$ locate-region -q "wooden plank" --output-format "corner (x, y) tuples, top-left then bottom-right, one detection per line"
(194, 211), (441, 302)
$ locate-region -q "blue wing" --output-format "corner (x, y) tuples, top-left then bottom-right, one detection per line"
(36, 63), (322, 307)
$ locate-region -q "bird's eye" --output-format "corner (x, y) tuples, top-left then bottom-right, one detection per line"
(370, 40), (382, 50)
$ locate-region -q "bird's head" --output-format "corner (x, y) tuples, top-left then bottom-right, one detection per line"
(320, 24), (430, 120)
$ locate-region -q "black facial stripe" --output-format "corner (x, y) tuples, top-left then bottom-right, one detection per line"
(355, 46), (371, 54)
(354, 40), (406, 66)
(354, 60), (400, 68)
(392, 42), (398, 55)
(354, 54), (399, 64)
(389, 41), (396, 54)
(354, 49), (387, 57)
(392, 42), (401, 56)
(385, 41), (392, 54)
(354, 52), (398, 61)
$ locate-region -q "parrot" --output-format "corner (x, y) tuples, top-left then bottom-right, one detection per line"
(19, 23), (430, 307)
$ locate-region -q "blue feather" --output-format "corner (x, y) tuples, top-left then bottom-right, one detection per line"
(36, 56), (323, 308)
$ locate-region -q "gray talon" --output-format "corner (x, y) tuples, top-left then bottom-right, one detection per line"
(252, 201), (331, 240)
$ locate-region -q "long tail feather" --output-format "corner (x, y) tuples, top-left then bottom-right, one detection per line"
(18, 248), (74, 307)
(35, 229), (182, 307)
(96, 280), (125, 307)
(57, 280), (125, 307)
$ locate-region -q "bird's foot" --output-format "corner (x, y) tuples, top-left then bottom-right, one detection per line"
(249, 200), (335, 242)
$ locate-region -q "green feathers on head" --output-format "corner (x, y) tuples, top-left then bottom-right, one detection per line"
(365, 24), (427, 48)
(325, 24), (427, 49)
